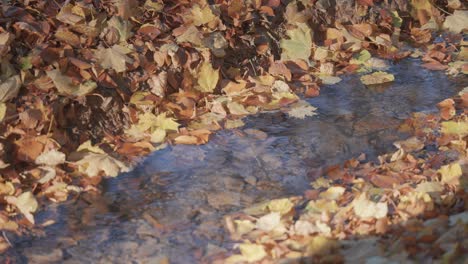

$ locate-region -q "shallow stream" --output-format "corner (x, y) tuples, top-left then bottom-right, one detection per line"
(3, 60), (467, 263)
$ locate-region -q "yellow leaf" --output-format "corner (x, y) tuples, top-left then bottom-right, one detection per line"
(360, 71), (395, 85)
(0, 103), (6, 121)
(75, 152), (129, 177)
(319, 186), (345, 200)
(439, 163), (462, 185)
(196, 62), (219, 93)
(239, 243), (267, 262)
(190, 5), (217, 26)
(280, 23), (313, 61)
(267, 198), (294, 215)
(441, 121), (468, 137)
(77, 140), (106, 154)
(155, 112), (180, 131)
(150, 128), (166, 143)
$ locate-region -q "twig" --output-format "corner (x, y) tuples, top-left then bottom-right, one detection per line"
(2, 231), (12, 248)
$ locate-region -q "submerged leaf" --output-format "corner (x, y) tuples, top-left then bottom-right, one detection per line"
(287, 100), (317, 119)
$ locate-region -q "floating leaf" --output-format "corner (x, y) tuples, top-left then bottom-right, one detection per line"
(196, 62), (219, 93)
(280, 23), (313, 61)
(287, 100), (317, 119)
(360, 71), (395, 85)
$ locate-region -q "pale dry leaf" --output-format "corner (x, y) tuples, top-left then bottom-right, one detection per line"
(360, 71), (395, 85)
(287, 100), (317, 119)
(0, 75), (21, 102)
(6, 191), (38, 224)
(280, 23), (313, 61)
(46, 70), (97, 96)
(353, 193), (388, 219)
(75, 152), (129, 177)
(95, 45), (132, 73)
(35, 149), (66, 166)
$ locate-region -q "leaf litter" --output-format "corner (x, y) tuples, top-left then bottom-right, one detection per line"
(0, 0), (466, 260)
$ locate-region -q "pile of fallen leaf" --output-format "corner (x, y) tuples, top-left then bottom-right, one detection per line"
(212, 89), (468, 263)
(0, 0), (466, 251)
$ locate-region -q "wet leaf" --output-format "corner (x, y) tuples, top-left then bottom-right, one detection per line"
(267, 198), (294, 215)
(287, 100), (317, 119)
(256, 212), (281, 231)
(360, 71), (395, 85)
(280, 23), (313, 61)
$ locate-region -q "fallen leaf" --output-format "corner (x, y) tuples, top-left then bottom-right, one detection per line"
(439, 163), (462, 185)
(35, 149), (66, 166)
(353, 193), (388, 219)
(0, 75), (21, 102)
(46, 70), (97, 96)
(256, 212), (281, 231)
(443, 10), (468, 33)
(95, 45), (132, 73)
(280, 23), (313, 62)
(287, 100), (317, 119)
(239, 243), (267, 262)
(360, 71), (395, 85)
(196, 62), (219, 93)
(75, 153), (129, 177)
(6, 192), (38, 224)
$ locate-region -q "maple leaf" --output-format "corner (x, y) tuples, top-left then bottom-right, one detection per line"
(196, 62), (219, 93)
(443, 10), (468, 33)
(95, 45), (132, 73)
(75, 152), (129, 177)
(46, 70), (97, 96)
(35, 149), (66, 166)
(287, 100), (317, 119)
(190, 5), (217, 26)
(280, 23), (313, 61)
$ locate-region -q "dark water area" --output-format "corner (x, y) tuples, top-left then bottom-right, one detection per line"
(3, 60), (467, 263)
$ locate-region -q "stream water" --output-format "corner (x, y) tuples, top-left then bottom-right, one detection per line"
(3, 60), (468, 263)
